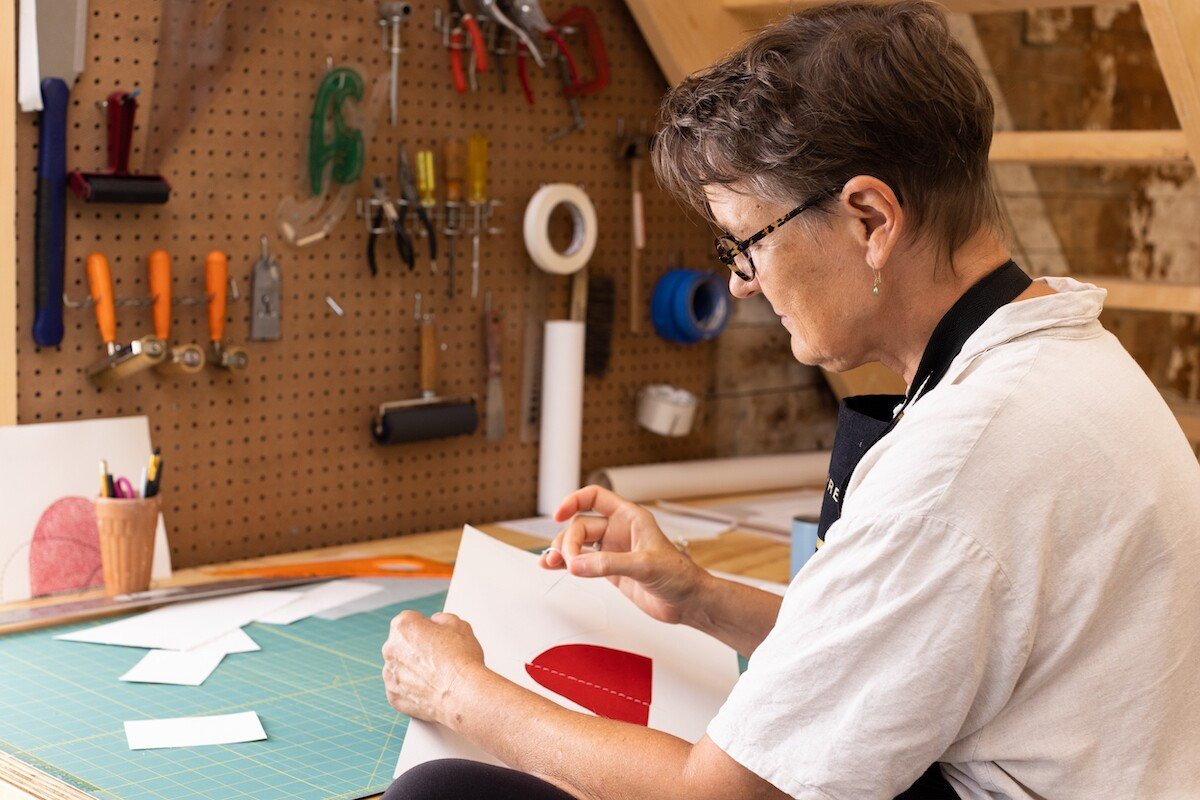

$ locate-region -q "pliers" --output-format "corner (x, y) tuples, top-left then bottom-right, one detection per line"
(368, 174), (414, 276)
(398, 144), (437, 273)
(448, 0), (488, 94)
(510, 0), (578, 105)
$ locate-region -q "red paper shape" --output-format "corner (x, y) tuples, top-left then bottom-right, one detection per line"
(525, 644), (652, 726)
(28, 496), (103, 596)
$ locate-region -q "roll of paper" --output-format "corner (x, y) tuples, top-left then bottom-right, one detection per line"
(585, 451), (831, 503)
(537, 321), (586, 515)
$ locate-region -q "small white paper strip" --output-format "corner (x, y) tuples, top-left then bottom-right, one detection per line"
(55, 590), (302, 651)
(124, 711), (267, 750)
(120, 650), (225, 687)
(17, 0), (41, 112)
(255, 580), (383, 625)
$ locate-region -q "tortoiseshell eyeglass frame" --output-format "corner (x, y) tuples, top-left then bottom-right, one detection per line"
(713, 188), (839, 281)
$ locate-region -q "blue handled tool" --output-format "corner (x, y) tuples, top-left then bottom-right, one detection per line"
(32, 78), (69, 347)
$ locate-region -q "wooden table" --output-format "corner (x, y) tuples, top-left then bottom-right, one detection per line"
(0, 508), (791, 800)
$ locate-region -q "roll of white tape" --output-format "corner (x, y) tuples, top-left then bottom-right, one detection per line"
(637, 384), (698, 437)
(523, 183), (598, 275)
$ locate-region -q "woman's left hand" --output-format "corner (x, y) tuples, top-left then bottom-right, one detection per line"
(382, 610), (486, 725)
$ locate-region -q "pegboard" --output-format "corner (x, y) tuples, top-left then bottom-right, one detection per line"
(14, 0), (720, 567)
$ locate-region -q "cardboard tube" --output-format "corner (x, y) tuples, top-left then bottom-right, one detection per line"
(585, 452), (832, 503)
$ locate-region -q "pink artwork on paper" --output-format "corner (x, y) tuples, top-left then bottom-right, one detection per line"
(28, 496), (103, 596)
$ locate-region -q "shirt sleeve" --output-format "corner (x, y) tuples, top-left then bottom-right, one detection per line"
(707, 512), (1030, 800)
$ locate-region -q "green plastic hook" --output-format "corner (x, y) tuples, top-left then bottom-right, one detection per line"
(308, 67), (365, 196)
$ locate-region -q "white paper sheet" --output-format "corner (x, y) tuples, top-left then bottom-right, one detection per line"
(17, 0), (41, 112)
(118, 628), (260, 686)
(255, 580), (383, 625)
(394, 527), (740, 777)
(497, 508), (732, 545)
(194, 628), (260, 655)
(0, 416), (172, 602)
(315, 578), (451, 621)
(120, 649), (226, 686)
(124, 711), (267, 750)
(55, 590), (301, 651)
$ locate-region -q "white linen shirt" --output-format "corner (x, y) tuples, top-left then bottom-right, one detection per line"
(707, 278), (1200, 799)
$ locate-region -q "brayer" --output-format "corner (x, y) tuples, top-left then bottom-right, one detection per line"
(148, 248), (205, 375)
(84, 253), (166, 387)
(206, 251), (249, 371)
(373, 296), (478, 444)
(68, 90), (170, 205)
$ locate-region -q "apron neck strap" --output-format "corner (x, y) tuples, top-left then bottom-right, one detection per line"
(906, 259), (1031, 406)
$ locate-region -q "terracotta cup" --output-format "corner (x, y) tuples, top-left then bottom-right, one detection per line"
(94, 496), (160, 595)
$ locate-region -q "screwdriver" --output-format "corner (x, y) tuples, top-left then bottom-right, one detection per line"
(467, 133), (488, 300)
(416, 148), (439, 275)
(444, 138), (466, 299)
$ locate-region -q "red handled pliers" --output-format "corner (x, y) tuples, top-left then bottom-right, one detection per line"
(449, 0), (488, 93)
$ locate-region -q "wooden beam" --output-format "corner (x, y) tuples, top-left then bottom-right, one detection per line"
(0, 0), (15, 427)
(623, 0), (751, 85)
(726, 0), (1132, 18)
(989, 130), (1190, 165)
(1138, 0), (1200, 170)
(1075, 275), (1200, 314)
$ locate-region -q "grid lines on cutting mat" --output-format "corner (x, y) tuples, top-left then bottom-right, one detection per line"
(0, 593), (445, 800)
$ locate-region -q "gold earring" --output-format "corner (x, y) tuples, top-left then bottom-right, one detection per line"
(872, 271), (881, 297)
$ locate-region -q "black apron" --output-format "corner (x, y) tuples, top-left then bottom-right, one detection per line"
(817, 260), (1032, 800)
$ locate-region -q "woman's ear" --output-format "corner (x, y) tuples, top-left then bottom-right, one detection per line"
(840, 176), (904, 272)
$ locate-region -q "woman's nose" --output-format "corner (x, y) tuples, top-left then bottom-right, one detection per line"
(729, 271), (761, 299)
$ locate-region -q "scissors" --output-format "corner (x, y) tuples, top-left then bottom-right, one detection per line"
(113, 476), (136, 499)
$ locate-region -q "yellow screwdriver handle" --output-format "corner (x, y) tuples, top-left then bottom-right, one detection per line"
(148, 248), (172, 341)
(416, 149), (437, 207)
(467, 133), (487, 205)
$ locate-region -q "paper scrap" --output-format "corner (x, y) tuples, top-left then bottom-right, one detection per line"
(55, 590), (302, 651)
(194, 627), (259, 655)
(315, 578), (451, 621)
(256, 580), (383, 625)
(118, 628), (260, 686)
(120, 649), (226, 687)
(124, 711), (266, 750)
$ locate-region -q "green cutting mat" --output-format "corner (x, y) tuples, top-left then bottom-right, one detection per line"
(0, 592), (447, 800)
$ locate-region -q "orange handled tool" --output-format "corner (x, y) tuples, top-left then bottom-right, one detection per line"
(86, 252), (117, 349)
(206, 250), (227, 345)
(205, 555), (453, 580)
(148, 248), (171, 341)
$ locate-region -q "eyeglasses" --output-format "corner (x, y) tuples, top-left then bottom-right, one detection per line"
(713, 188), (838, 281)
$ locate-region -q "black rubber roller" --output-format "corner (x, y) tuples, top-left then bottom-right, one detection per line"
(69, 173), (171, 204)
(373, 398), (478, 445)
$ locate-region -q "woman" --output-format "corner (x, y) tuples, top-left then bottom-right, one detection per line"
(381, 2), (1200, 798)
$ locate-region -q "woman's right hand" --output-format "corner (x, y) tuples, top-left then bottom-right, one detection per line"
(538, 485), (711, 625)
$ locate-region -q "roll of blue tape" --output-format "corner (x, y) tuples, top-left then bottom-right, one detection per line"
(651, 269), (731, 344)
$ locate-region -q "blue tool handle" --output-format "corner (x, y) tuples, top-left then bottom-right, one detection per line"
(33, 78), (69, 347)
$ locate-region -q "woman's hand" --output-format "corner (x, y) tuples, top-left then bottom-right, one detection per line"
(539, 485), (711, 625)
(382, 610), (486, 725)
